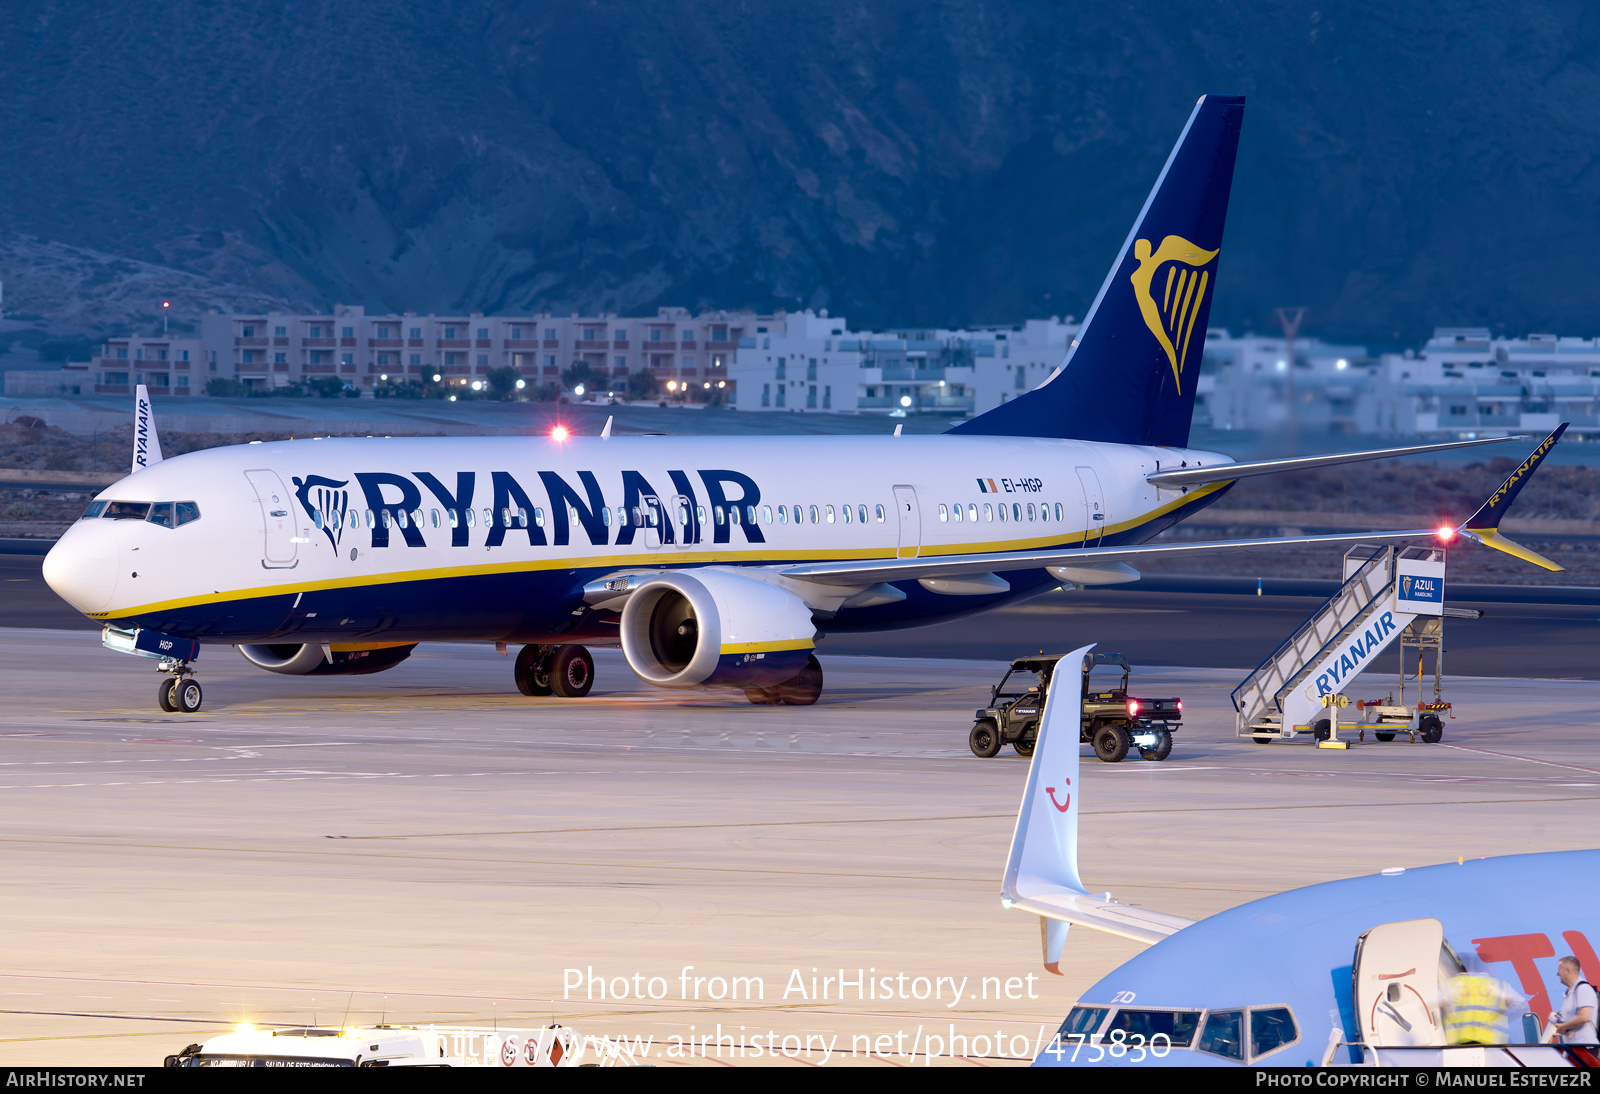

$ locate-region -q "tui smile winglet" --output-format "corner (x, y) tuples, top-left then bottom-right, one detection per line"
(1456, 423), (1568, 571)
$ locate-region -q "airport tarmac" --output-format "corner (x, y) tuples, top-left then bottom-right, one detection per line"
(1, 631), (1598, 1066)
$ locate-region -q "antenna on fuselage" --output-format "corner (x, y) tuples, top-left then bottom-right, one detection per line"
(601, 415), (613, 439)
(893, 424), (902, 436)
(132, 384), (163, 474)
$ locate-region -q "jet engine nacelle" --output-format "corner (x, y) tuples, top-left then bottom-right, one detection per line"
(238, 642), (417, 676)
(619, 568), (817, 689)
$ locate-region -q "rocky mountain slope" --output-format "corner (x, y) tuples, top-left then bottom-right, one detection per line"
(1, 1), (1597, 343)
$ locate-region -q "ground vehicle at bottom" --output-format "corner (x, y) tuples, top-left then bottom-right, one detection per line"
(968, 652), (1183, 763)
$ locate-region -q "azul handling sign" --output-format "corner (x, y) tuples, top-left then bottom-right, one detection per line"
(1395, 557), (1446, 616)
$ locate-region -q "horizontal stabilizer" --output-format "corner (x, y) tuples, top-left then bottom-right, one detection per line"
(1146, 435), (1521, 488)
(1010, 892), (1192, 948)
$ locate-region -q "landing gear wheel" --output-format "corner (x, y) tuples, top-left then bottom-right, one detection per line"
(1375, 731), (1397, 743)
(1139, 728), (1173, 761)
(514, 644), (553, 696)
(969, 720), (1002, 759)
(744, 687), (781, 705)
(549, 645), (594, 698)
(775, 654), (823, 706)
(1419, 714), (1443, 744)
(157, 678), (177, 712)
(1013, 734), (1036, 757)
(174, 679), (203, 714)
(1092, 723), (1130, 763)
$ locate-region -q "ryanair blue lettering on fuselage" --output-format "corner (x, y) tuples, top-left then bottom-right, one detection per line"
(1313, 611), (1397, 696)
(292, 468), (767, 551)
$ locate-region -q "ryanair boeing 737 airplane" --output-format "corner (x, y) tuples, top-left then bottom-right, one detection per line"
(41, 96), (1562, 712)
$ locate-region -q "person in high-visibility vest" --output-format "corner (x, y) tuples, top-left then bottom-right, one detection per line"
(1441, 973), (1518, 1045)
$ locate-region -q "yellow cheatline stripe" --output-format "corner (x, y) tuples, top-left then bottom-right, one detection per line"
(1462, 527), (1563, 572)
(720, 638), (815, 655)
(101, 482), (1234, 618)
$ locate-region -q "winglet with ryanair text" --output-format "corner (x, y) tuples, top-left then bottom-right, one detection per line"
(1455, 423), (1568, 571)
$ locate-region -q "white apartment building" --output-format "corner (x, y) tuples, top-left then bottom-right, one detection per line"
(728, 313), (1078, 418)
(1358, 328), (1600, 438)
(90, 335), (207, 396)
(1194, 330), (1374, 433)
(190, 305), (771, 396)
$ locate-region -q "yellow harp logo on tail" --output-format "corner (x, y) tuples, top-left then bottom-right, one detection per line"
(1130, 235), (1220, 393)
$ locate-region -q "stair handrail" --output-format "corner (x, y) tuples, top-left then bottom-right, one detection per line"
(1230, 547), (1394, 714)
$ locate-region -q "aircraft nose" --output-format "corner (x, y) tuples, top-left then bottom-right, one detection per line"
(42, 520), (120, 615)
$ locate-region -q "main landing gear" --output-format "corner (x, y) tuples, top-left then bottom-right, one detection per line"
(514, 644), (595, 698)
(744, 654), (824, 706)
(155, 661), (203, 713)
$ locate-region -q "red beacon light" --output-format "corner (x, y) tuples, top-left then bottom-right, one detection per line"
(1126, 698), (1140, 717)
(550, 425), (570, 442)
(1436, 524), (1457, 543)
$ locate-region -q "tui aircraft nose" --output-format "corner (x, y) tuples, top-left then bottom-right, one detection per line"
(42, 519), (120, 615)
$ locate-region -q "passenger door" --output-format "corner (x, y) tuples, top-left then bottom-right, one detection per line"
(245, 469), (298, 568)
(1353, 918), (1447, 1047)
(1076, 466), (1106, 547)
(640, 495), (663, 551)
(892, 485), (921, 558)
(673, 493), (695, 550)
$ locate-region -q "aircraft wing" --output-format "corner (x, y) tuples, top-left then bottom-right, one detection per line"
(779, 527), (1439, 586)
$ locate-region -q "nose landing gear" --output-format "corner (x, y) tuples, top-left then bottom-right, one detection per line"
(156, 661), (203, 713)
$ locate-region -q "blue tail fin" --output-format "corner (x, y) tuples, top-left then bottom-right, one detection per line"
(949, 94), (1245, 447)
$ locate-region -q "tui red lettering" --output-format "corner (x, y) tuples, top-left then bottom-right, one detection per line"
(1473, 933), (1556, 1020)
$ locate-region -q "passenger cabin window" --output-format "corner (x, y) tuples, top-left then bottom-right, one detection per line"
(777, 505), (787, 524)
(808, 505), (819, 524)
(875, 504), (885, 523)
(842, 504), (851, 524)
(968, 503), (978, 522)
(938, 504), (948, 523)
(952, 503), (963, 523)
(825, 505), (835, 524)
(983, 503), (992, 522)
(1197, 1010), (1243, 1060)
(857, 504), (867, 524)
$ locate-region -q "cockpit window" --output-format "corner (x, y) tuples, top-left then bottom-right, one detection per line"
(175, 501), (201, 526)
(147, 502), (174, 528)
(81, 501), (108, 519)
(1249, 1008), (1298, 1058)
(1197, 1010), (1243, 1060)
(1057, 1007), (1108, 1039)
(1107, 1009), (1202, 1048)
(103, 501), (151, 520)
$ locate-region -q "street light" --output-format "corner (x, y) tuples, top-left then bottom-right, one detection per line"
(900, 395), (912, 407)
(515, 379), (525, 389)
(161, 300), (170, 335)
(432, 373), (442, 383)
(574, 384), (585, 396)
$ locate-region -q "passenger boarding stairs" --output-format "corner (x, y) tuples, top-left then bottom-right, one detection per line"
(1233, 545), (1446, 739)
